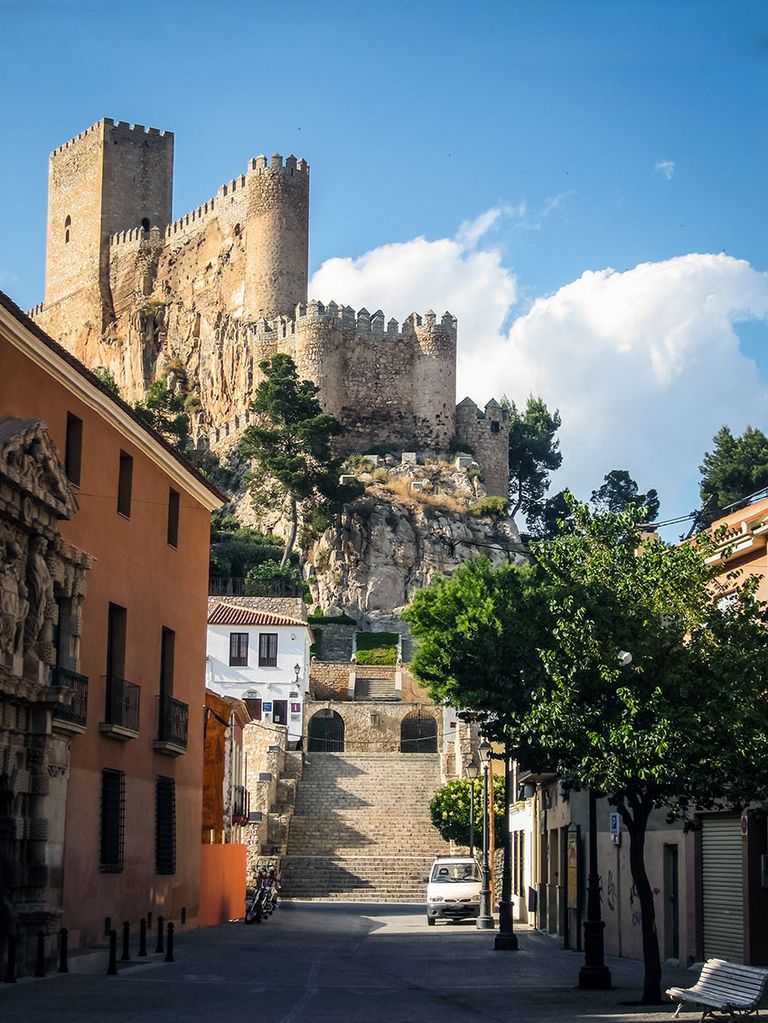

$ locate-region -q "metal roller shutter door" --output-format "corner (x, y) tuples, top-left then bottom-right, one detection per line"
(701, 814), (744, 962)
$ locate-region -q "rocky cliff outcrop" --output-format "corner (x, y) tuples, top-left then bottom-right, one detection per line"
(302, 459), (525, 623)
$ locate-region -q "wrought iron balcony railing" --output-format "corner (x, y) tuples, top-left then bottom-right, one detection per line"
(156, 694), (189, 750)
(52, 666), (89, 729)
(103, 675), (141, 734)
(232, 784), (249, 823)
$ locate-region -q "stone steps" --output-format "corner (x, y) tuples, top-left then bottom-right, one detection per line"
(281, 751), (452, 902)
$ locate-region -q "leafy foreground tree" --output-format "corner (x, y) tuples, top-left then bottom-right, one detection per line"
(405, 509), (768, 1003)
(430, 776), (506, 847)
(529, 503), (768, 1003)
(528, 488), (574, 539)
(240, 354), (356, 567)
(590, 469), (660, 521)
(502, 395), (562, 524)
(697, 424), (768, 526)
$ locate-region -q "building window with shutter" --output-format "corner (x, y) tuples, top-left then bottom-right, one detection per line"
(155, 776), (176, 875)
(167, 488), (180, 548)
(117, 450), (133, 517)
(100, 769), (125, 872)
(65, 412), (83, 487)
(258, 632), (278, 667)
(229, 632), (249, 667)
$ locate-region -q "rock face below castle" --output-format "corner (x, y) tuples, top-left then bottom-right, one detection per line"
(29, 118), (510, 497)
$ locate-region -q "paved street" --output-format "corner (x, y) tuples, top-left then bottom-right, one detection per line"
(0, 903), (709, 1022)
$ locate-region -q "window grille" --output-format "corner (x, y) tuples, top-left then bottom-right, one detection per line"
(100, 769), (125, 872)
(229, 632), (249, 667)
(155, 776), (176, 875)
(258, 632), (278, 667)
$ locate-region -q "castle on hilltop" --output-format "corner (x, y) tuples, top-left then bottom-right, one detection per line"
(30, 118), (509, 496)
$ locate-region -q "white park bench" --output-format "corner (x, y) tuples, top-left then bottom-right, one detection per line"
(666, 958), (768, 1021)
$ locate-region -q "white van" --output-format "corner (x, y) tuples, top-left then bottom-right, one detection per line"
(426, 856), (481, 925)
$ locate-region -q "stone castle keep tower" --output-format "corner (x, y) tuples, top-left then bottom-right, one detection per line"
(31, 118), (509, 495)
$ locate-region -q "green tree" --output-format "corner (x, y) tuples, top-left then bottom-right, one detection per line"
(403, 557), (548, 740)
(240, 354), (355, 567)
(590, 469), (660, 521)
(527, 502), (768, 1003)
(134, 380), (189, 450)
(502, 395), (562, 523)
(93, 366), (120, 395)
(430, 777), (506, 847)
(528, 488), (574, 539)
(698, 425), (768, 526)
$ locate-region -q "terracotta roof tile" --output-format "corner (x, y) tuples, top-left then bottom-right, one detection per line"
(207, 602), (309, 628)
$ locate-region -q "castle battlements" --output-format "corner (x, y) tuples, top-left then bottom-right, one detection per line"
(247, 301), (457, 345)
(49, 118), (171, 157)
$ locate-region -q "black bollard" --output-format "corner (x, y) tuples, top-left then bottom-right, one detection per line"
(164, 922), (174, 964)
(106, 929), (118, 976)
(138, 917), (147, 958)
(57, 928), (69, 973)
(155, 914), (164, 955)
(34, 930), (46, 978)
(121, 920), (130, 961)
(3, 934), (17, 983)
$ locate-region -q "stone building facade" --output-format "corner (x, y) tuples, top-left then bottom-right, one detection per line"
(29, 118), (509, 496)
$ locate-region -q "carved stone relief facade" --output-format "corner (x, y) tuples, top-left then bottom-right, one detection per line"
(0, 418), (91, 976)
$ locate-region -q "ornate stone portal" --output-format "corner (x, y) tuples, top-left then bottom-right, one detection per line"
(0, 418), (91, 975)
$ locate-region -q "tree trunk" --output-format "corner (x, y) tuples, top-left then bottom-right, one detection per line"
(281, 497), (298, 568)
(510, 477), (524, 519)
(624, 803), (662, 1004)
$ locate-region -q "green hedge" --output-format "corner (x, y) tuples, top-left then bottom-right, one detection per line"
(354, 631), (399, 665)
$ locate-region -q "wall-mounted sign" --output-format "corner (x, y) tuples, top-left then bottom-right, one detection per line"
(291, 702), (301, 713)
(263, 702), (273, 713)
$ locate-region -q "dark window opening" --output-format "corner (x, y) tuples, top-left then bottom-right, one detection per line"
(167, 488), (180, 547)
(233, 223), (241, 237)
(258, 633), (278, 667)
(64, 214), (71, 244)
(160, 627), (175, 698)
(229, 632), (249, 667)
(117, 450), (133, 517)
(155, 776), (176, 875)
(141, 217), (150, 232)
(107, 603), (127, 681)
(100, 769), (125, 872)
(65, 412), (83, 486)
(490, 420), (500, 434)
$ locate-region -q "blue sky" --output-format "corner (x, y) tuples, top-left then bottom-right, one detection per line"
(2, 0), (767, 526)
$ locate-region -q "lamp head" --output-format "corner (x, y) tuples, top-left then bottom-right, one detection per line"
(478, 739), (491, 762)
(464, 761), (480, 780)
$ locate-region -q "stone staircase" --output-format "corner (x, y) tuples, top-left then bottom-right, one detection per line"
(280, 752), (452, 902)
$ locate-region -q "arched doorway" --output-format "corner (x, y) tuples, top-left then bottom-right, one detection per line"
(308, 709), (345, 752)
(400, 711), (437, 753)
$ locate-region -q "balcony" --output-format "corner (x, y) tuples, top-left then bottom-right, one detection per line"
(153, 694), (189, 756)
(232, 784), (249, 824)
(99, 675), (140, 741)
(51, 666), (89, 734)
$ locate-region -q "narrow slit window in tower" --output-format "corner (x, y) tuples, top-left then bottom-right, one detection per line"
(64, 215), (71, 244)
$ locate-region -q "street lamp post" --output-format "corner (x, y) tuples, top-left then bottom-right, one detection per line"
(476, 741), (495, 930)
(464, 760), (479, 858)
(578, 788), (612, 989)
(578, 651), (630, 989)
(495, 741), (518, 950)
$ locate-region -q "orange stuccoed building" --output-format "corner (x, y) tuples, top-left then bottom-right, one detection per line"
(0, 291), (222, 973)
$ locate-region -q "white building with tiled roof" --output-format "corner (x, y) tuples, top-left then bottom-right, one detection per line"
(206, 598), (314, 742)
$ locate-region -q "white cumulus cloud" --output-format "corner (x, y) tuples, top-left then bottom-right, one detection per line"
(310, 216), (768, 522)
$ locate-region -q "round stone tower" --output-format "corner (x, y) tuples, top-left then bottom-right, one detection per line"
(411, 310), (458, 452)
(244, 154), (309, 320)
